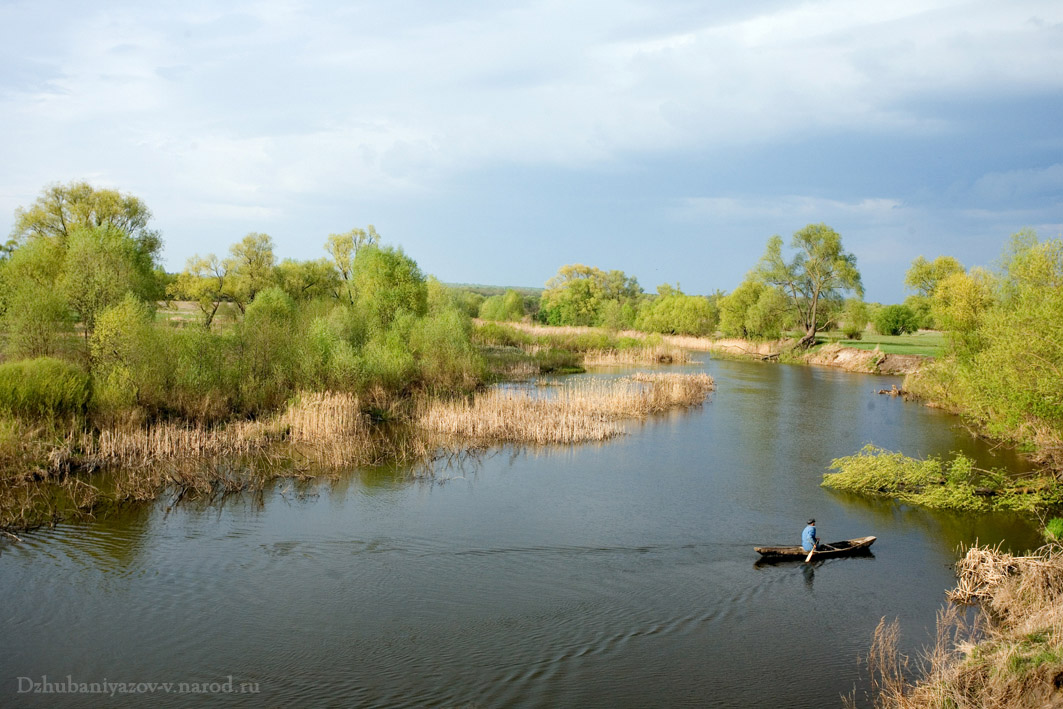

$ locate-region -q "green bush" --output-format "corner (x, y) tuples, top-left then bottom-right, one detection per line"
(841, 299), (869, 339)
(874, 304), (919, 335)
(409, 307), (485, 392)
(473, 322), (533, 348)
(479, 289), (525, 322)
(0, 357), (91, 418)
(1045, 518), (1063, 543)
(823, 444), (1063, 513)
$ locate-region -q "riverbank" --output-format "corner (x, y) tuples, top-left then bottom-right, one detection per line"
(858, 544), (1063, 708)
(490, 321), (930, 376)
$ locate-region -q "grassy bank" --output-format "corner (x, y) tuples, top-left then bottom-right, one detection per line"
(815, 331), (946, 357)
(856, 544), (1063, 708)
(473, 321), (691, 374)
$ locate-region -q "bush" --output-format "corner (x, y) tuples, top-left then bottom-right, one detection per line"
(873, 304), (919, 336)
(841, 299), (869, 339)
(0, 357), (91, 418)
(1044, 518), (1063, 543)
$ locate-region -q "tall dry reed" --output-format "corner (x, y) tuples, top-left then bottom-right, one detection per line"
(583, 347), (691, 366)
(418, 373), (714, 445)
(853, 544), (1063, 708)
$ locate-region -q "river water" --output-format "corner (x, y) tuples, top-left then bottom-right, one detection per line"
(0, 355), (1043, 707)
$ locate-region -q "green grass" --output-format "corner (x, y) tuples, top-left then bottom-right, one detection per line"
(814, 330), (945, 357)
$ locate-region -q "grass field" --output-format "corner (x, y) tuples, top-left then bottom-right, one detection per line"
(815, 330), (945, 357)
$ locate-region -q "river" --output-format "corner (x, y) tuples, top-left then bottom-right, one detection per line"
(0, 355), (1043, 707)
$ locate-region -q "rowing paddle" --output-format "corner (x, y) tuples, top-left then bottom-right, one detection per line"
(805, 545), (816, 563)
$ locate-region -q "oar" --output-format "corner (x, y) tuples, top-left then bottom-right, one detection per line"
(805, 542), (838, 562)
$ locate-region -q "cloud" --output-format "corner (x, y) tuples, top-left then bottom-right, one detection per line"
(972, 163), (1063, 205)
(673, 195), (906, 223)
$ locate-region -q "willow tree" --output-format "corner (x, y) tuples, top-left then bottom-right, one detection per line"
(758, 223), (863, 348)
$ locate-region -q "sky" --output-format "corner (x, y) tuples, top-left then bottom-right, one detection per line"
(1, 0), (1061, 303)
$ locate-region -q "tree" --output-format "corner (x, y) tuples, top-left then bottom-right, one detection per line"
(539, 264), (641, 326)
(275, 257), (340, 302)
(352, 244), (427, 333)
(60, 224), (158, 337)
(758, 223), (863, 348)
(170, 254), (230, 329)
(226, 232), (276, 311)
(11, 181), (162, 274)
(326, 225), (380, 304)
(932, 269), (995, 353)
(905, 256), (964, 298)
(635, 286), (718, 336)
(905, 255), (964, 329)
(718, 275), (789, 340)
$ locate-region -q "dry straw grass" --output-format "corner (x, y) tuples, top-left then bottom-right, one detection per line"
(854, 544), (1063, 709)
(1, 374), (715, 530)
(417, 372), (714, 445)
(583, 346), (691, 366)
(85, 391), (386, 470)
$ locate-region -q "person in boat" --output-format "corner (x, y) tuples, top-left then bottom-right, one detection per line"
(801, 518), (818, 552)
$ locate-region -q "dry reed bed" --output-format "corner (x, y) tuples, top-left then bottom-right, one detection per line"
(857, 544), (1063, 709)
(86, 392), (373, 468)
(1, 375), (715, 530)
(417, 372), (714, 445)
(583, 347), (691, 366)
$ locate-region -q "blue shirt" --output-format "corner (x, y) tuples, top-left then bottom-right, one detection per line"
(801, 524), (818, 552)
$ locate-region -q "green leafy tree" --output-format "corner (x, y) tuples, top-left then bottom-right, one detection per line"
(11, 181), (162, 297)
(932, 269), (995, 352)
(718, 276), (789, 340)
(539, 264), (641, 326)
(170, 254), (230, 329)
(905, 256), (965, 298)
(90, 294), (162, 415)
(275, 257), (340, 302)
(758, 223), (863, 348)
(61, 224), (158, 337)
(352, 244), (428, 334)
(326, 225), (380, 304)
(226, 233), (276, 312)
(904, 256), (964, 329)
(635, 286), (718, 336)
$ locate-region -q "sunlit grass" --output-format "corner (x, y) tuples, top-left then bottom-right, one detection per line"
(816, 331), (945, 357)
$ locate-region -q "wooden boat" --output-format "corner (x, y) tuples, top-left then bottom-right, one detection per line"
(754, 536), (876, 561)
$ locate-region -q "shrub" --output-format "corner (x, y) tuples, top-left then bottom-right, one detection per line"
(873, 304), (919, 336)
(841, 299), (869, 339)
(0, 357), (91, 418)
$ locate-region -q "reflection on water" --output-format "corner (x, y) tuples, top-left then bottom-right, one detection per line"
(0, 356), (1044, 707)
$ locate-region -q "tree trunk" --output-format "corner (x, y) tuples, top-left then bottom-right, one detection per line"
(795, 326), (818, 349)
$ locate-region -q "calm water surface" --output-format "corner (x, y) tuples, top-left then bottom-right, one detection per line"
(0, 356), (1043, 707)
